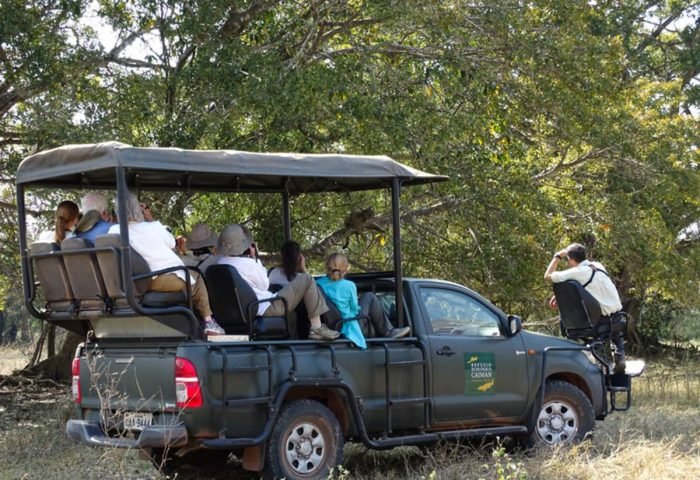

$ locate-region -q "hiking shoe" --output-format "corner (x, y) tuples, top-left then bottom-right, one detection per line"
(385, 327), (411, 339)
(309, 324), (340, 341)
(204, 318), (225, 336)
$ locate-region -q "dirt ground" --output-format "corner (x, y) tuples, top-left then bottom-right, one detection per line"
(1, 346), (699, 480)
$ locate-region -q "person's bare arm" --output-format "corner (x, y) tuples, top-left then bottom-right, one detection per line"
(544, 249), (567, 281)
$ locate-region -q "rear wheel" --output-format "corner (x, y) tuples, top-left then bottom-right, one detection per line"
(528, 381), (594, 446)
(264, 399), (343, 480)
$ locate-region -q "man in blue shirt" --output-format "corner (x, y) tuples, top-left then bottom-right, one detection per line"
(75, 192), (113, 245)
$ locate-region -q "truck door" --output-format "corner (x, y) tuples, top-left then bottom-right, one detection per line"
(416, 284), (529, 423)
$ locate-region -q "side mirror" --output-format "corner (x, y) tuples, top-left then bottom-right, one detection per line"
(508, 315), (522, 336)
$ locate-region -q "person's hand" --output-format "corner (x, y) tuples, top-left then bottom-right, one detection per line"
(176, 236), (187, 255)
(299, 253), (306, 273)
(555, 249), (567, 259)
(549, 295), (558, 310)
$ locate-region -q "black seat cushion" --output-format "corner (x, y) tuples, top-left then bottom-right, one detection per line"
(205, 264), (290, 339)
(142, 291), (189, 308)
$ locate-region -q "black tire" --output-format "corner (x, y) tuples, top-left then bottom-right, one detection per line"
(264, 399), (343, 480)
(527, 380), (595, 447)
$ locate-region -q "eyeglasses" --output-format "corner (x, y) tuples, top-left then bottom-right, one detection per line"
(140, 204), (150, 211)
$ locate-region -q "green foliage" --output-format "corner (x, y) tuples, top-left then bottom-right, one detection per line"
(481, 445), (527, 480)
(640, 292), (700, 343)
(1, 0), (699, 346)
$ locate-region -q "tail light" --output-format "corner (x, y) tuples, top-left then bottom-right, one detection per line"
(71, 357), (81, 404)
(175, 357), (203, 409)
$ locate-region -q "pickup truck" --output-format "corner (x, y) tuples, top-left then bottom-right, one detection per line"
(16, 143), (644, 480)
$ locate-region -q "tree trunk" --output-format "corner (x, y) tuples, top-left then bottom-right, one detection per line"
(20, 307), (32, 343)
(622, 297), (643, 354)
(25, 329), (82, 382)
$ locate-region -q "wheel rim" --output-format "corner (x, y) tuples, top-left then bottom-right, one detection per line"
(536, 400), (579, 445)
(284, 421), (327, 475)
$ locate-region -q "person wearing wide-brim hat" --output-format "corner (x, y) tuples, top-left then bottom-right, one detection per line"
(217, 224), (340, 341)
(179, 223), (220, 273)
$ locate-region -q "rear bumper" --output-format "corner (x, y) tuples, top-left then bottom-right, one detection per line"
(66, 420), (188, 449)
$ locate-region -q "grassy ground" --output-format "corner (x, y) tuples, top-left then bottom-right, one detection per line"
(0, 345), (698, 480)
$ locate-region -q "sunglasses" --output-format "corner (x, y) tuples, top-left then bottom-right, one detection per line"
(140, 204), (150, 211)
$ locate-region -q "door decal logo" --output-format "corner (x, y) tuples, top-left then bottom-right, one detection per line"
(464, 352), (495, 395)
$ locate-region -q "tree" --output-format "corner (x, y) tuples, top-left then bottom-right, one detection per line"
(1, 0), (698, 371)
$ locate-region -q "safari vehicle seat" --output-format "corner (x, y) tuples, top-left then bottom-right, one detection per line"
(61, 237), (108, 316)
(553, 280), (627, 341)
(317, 288), (376, 338)
(29, 242), (77, 319)
(94, 234), (188, 312)
(205, 264), (293, 339)
(553, 279), (627, 373)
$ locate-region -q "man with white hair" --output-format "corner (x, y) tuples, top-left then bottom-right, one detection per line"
(75, 192), (113, 245)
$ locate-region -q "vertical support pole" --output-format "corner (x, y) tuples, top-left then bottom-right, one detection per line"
(16, 184), (32, 304)
(116, 167), (136, 307)
(282, 186), (292, 242)
(391, 178), (404, 327)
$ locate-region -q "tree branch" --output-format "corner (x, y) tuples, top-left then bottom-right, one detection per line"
(0, 201), (44, 217)
(219, 0), (278, 39)
(635, 11), (683, 54)
(531, 147), (614, 181)
(308, 197), (462, 255)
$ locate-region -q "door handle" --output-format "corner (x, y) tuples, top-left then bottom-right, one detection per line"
(436, 346), (456, 357)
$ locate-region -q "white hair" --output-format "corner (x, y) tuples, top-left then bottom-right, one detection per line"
(116, 191), (144, 223)
(80, 192), (108, 214)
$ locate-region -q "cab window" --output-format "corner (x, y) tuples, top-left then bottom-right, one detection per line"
(419, 287), (501, 337)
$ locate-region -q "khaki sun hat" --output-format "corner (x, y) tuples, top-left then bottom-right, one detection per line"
(218, 224), (252, 256)
(186, 223), (218, 250)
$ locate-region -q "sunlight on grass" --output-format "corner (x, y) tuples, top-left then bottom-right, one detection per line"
(0, 345), (30, 376)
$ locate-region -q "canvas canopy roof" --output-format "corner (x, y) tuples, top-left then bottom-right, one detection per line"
(16, 142), (447, 193)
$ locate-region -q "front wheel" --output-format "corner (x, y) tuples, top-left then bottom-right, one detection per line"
(529, 380), (595, 446)
(264, 399), (343, 480)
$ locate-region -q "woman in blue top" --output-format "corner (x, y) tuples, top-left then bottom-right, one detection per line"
(316, 253), (410, 348)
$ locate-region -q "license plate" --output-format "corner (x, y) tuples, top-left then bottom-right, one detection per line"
(123, 412), (153, 430)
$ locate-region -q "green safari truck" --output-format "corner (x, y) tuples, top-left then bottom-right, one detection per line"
(16, 143), (644, 479)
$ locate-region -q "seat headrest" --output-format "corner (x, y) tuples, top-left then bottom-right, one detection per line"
(30, 242), (59, 254)
(61, 237), (90, 250)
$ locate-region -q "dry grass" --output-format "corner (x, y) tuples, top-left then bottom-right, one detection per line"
(0, 347), (698, 479)
(0, 344), (32, 376)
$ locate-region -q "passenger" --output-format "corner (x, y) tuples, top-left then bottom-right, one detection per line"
(75, 192), (113, 245)
(37, 200), (80, 244)
(268, 240), (305, 288)
(544, 243), (622, 315)
(108, 192), (225, 336)
(179, 223), (220, 274)
(217, 224), (339, 341)
(140, 201), (154, 222)
(317, 253), (410, 347)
